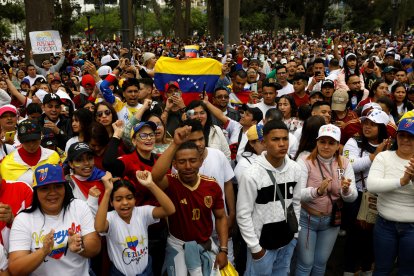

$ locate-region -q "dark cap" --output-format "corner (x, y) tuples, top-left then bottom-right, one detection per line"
(309, 90), (324, 98)
(18, 119), (42, 143)
(43, 93), (62, 105)
(321, 79), (335, 88)
(41, 136), (57, 148)
(33, 164), (66, 188)
(67, 142), (93, 162)
(383, 66), (397, 73)
(241, 104), (263, 123)
(34, 77), (47, 84)
(130, 121), (157, 138)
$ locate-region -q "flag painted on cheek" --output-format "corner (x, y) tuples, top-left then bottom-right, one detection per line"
(154, 57), (222, 105)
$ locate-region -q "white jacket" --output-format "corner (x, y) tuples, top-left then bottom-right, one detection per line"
(236, 152), (301, 253)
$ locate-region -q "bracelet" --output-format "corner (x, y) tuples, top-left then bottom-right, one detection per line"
(219, 247), (228, 254)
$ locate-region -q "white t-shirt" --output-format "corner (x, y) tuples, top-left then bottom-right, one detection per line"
(23, 75), (46, 86)
(104, 206), (159, 275)
(65, 136), (79, 152)
(9, 199), (96, 276)
(277, 82), (294, 96)
(251, 101), (276, 117)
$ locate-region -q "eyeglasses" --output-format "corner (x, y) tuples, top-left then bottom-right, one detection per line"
(136, 132), (155, 140)
(96, 109), (111, 117)
(277, 71), (287, 75)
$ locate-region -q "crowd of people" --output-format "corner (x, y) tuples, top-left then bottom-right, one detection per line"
(0, 31), (412, 276)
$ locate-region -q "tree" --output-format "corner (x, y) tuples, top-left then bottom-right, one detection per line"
(229, 0), (240, 44)
(24, 0), (55, 63)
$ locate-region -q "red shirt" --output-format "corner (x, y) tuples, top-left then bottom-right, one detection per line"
(332, 110), (362, 144)
(0, 179), (33, 247)
(118, 151), (159, 206)
(166, 174), (224, 243)
(289, 92), (309, 108)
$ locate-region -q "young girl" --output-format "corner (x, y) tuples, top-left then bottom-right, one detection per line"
(95, 170), (175, 276)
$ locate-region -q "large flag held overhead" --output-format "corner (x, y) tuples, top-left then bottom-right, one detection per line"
(154, 57), (222, 105)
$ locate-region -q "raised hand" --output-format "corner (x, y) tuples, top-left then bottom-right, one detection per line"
(135, 170), (154, 187)
(341, 177), (351, 194)
(318, 178), (332, 195)
(173, 125), (192, 145)
(101, 171), (113, 190)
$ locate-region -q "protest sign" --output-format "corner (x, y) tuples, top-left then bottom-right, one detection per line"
(29, 30), (62, 54)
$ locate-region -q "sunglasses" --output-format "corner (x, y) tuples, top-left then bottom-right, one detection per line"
(96, 109), (111, 118)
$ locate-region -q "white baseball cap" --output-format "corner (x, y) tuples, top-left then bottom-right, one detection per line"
(361, 109), (389, 125)
(280, 58), (288, 65)
(97, 65), (112, 77)
(317, 124), (341, 142)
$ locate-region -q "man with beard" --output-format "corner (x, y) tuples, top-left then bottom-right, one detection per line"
(346, 74), (368, 110)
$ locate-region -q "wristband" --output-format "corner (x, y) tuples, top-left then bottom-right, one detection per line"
(219, 247), (228, 254)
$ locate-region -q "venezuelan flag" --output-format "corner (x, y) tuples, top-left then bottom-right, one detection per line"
(154, 57), (222, 105)
(184, 45), (199, 58)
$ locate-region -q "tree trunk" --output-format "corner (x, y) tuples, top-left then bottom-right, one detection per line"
(228, 0), (240, 45)
(24, 0), (55, 64)
(207, 0), (219, 38)
(173, 0), (185, 38)
(61, 0), (71, 44)
(184, 0), (191, 38)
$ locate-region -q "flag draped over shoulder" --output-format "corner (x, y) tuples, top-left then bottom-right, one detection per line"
(154, 57), (222, 105)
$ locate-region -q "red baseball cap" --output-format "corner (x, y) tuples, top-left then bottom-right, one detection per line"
(164, 81), (180, 92)
(0, 104), (17, 117)
(81, 74), (96, 88)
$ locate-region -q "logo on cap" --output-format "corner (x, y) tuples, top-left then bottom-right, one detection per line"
(38, 167), (49, 182)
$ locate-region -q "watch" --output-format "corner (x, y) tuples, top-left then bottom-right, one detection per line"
(219, 247), (228, 255)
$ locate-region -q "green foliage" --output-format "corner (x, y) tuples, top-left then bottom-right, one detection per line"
(190, 8), (207, 36)
(73, 7), (121, 40)
(0, 3), (25, 24)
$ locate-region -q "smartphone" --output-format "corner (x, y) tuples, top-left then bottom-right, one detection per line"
(186, 109), (194, 118)
(173, 92), (181, 97)
(314, 71), (321, 77)
(5, 131), (15, 141)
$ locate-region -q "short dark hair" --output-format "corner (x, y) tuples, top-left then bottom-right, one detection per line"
(314, 58), (325, 66)
(275, 65), (287, 73)
(263, 119), (288, 136)
(26, 103), (43, 115)
(122, 78), (140, 90)
(139, 78), (154, 88)
(235, 69), (247, 79)
(176, 141), (199, 156)
(311, 101), (331, 111)
(329, 58), (339, 67)
(293, 72), (309, 83)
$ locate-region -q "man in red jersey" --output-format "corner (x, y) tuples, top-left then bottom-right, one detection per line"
(152, 126), (228, 275)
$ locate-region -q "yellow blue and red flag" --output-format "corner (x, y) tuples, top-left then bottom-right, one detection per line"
(184, 45), (199, 58)
(154, 57), (222, 105)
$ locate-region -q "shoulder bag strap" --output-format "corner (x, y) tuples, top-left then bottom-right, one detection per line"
(266, 170), (285, 210)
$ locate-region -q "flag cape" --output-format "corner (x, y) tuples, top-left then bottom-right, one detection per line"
(184, 45), (199, 58)
(154, 57), (222, 105)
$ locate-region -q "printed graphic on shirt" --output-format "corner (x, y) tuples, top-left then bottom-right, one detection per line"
(121, 235), (148, 265)
(32, 222), (82, 260)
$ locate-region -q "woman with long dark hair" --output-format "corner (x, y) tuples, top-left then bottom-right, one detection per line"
(94, 101), (118, 138)
(294, 115), (326, 160)
(65, 108), (94, 152)
(277, 95), (301, 134)
(186, 100), (231, 161)
(342, 109), (391, 276)
(8, 164), (101, 276)
(391, 82), (413, 122)
(357, 80), (388, 108)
